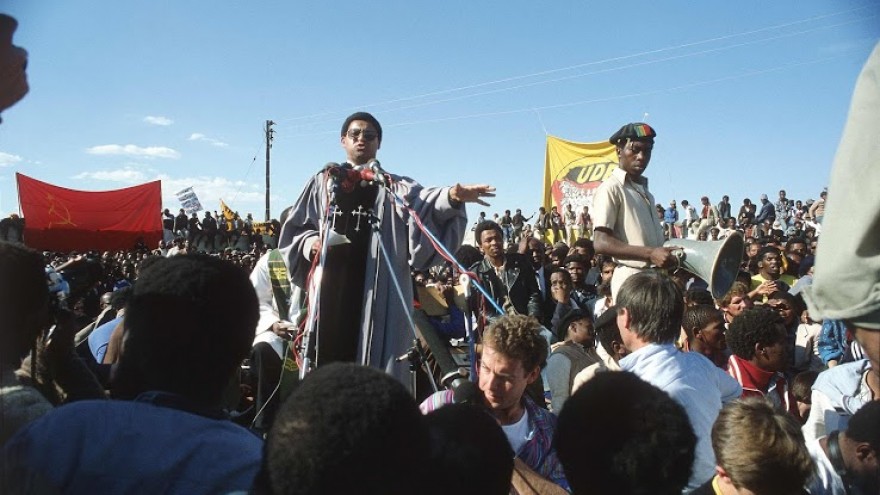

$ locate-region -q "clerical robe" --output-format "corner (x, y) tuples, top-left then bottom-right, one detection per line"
(278, 165), (467, 390)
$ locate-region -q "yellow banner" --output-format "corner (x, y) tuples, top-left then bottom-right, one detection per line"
(542, 135), (619, 212)
(219, 199), (235, 230)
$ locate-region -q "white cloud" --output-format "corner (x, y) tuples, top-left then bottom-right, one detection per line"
(74, 167), (147, 184)
(143, 115), (174, 126)
(67, 168), (272, 215)
(0, 151), (23, 167)
(188, 132), (229, 148)
(158, 174), (262, 205)
(85, 144), (180, 159)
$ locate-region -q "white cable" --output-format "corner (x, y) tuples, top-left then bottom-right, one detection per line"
(249, 339), (289, 429)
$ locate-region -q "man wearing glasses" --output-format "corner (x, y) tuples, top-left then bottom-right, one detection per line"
(591, 122), (677, 301)
(278, 112), (494, 391)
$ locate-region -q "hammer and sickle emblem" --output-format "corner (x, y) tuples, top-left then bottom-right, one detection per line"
(46, 193), (77, 228)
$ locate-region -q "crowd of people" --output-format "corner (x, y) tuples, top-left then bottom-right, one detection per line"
(2, 228), (877, 494)
(1, 20), (879, 494)
(0, 117), (876, 494)
(475, 189), (824, 251)
(161, 208), (280, 254)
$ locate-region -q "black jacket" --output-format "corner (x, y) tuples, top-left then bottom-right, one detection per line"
(470, 253), (542, 320)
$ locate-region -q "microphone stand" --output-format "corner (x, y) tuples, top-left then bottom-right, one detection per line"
(366, 170), (442, 399)
(460, 273), (478, 382)
(299, 169), (342, 379)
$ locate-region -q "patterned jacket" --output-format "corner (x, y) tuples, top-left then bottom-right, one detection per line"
(419, 390), (570, 492)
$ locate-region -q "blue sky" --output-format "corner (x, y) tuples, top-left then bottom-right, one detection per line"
(2, 1), (878, 222)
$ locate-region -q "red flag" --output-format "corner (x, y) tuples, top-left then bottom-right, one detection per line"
(16, 173), (162, 251)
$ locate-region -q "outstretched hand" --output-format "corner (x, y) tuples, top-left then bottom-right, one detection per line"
(449, 184), (496, 207)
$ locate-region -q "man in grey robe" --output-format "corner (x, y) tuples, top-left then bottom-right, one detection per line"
(278, 112), (494, 390)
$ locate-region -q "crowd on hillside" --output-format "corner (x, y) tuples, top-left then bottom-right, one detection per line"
(160, 208), (282, 253)
(471, 188), (826, 249)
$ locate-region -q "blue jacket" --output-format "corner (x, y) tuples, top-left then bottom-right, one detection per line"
(754, 201), (776, 224)
(817, 319), (848, 364)
(2, 392), (262, 494)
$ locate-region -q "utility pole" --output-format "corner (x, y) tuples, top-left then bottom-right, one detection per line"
(265, 120), (275, 222)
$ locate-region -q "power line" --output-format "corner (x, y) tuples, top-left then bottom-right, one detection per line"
(230, 129), (265, 206)
(387, 52), (864, 128)
(291, 15), (875, 128)
(280, 46), (867, 137)
(273, 5), (873, 125)
(284, 47), (868, 137)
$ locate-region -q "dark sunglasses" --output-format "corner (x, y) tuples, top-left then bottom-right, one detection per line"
(346, 129), (378, 141)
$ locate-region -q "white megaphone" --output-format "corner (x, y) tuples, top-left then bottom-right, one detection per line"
(663, 232), (744, 299)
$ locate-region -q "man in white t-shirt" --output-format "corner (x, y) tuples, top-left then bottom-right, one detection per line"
(419, 315), (569, 493)
(806, 400), (879, 495)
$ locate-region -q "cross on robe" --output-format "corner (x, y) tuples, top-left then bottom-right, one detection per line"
(331, 206), (343, 229)
(352, 205), (369, 232)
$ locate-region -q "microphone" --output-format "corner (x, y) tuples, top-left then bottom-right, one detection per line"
(327, 162), (384, 192)
(366, 159), (387, 185)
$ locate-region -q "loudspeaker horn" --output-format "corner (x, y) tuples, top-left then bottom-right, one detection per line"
(663, 232), (744, 298)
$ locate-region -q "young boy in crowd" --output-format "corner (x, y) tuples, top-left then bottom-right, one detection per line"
(681, 304), (728, 368)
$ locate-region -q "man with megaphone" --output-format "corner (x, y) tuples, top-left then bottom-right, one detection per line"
(592, 123), (679, 301)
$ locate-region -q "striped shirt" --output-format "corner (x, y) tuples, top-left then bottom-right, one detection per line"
(419, 390), (570, 492)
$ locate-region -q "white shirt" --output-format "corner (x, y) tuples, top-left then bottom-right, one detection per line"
(802, 360), (873, 443)
(501, 408), (531, 454)
(535, 266), (547, 298)
(806, 437), (846, 495)
(794, 322), (823, 372)
(249, 251), (303, 359)
(620, 343), (742, 491)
